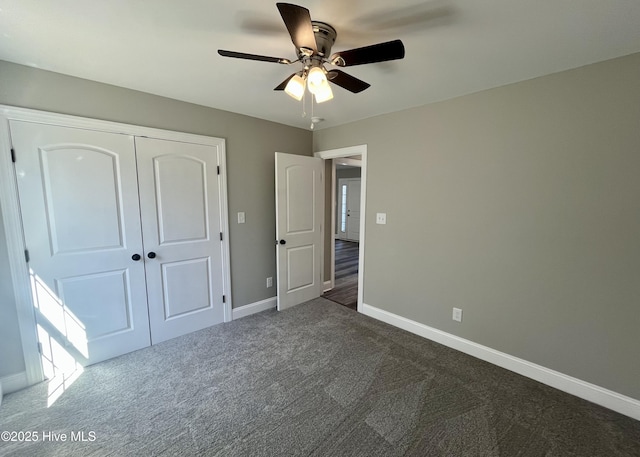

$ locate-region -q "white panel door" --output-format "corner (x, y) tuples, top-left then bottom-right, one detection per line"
(11, 121), (151, 370)
(338, 178), (361, 241)
(135, 137), (225, 343)
(275, 152), (323, 310)
(346, 179), (361, 241)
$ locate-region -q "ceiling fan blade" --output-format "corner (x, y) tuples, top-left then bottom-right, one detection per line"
(327, 70), (371, 93)
(274, 73), (297, 91)
(276, 3), (317, 52)
(218, 50), (291, 65)
(330, 39), (405, 67)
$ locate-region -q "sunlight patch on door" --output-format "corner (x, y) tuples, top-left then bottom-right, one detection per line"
(30, 269), (87, 407)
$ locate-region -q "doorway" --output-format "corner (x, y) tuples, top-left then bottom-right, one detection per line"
(315, 145), (367, 313)
(323, 165), (361, 309)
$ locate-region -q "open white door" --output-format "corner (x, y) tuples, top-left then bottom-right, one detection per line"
(275, 152), (323, 310)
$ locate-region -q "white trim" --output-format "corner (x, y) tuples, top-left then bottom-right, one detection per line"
(329, 161), (336, 291)
(232, 297), (277, 320)
(0, 371), (29, 396)
(323, 280), (332, 292)
(0, 112), (44, 385)
(362, 303), (640, 421)
(315, 145), (367, 314)
(335, 157), (362, 167)
(0, 104), (232, 387)
(315, 145), (366, 159)
(217, 140), (233, 323)
(0, 105), (222, 145)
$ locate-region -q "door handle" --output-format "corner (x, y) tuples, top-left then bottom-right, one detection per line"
(279, 240), (286, 245)
(147, 251), (157, 259)
(131, 253), (141, 261)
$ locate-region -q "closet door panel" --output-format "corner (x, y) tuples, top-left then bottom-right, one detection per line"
(135, 137), (225, 343)
(11, 121), (151, 372)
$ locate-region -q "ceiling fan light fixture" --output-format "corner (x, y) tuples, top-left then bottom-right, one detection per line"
(307, 66), (327, 95)
(220, 3), (406, 110)
(314, 80), (333, 103)
(284, 73), (306, 101)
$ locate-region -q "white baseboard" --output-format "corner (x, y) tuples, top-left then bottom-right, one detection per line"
(0, 371), (29, 397)
(362, 303), (640, 421)
(323, 280), (332, 292)
(232, 297), (277, 320)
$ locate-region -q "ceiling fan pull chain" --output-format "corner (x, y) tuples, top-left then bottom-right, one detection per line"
(301, 89), (307, 118)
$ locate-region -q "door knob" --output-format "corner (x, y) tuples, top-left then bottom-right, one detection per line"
(131, 253), (141, 261)
(147, 251), (157, 259)
(279, 240), (286, 245)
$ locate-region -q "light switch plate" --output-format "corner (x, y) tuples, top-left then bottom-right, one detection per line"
(238, 212), (245, 224)
(376, 213), (387, 224)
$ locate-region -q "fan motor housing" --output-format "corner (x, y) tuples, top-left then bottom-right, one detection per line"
(310, 21), (337, 58)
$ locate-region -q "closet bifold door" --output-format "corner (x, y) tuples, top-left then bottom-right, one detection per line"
(135, 137), (225, 344)
(11, 120), (151, 373)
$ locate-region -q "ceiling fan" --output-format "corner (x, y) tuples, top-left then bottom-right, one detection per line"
(218, 3), (405, 103)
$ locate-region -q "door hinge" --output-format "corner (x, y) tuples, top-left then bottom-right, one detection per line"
(11, 147), (16, 163)
(24, 249), (30, 263)
(220, 232), (223, 241)
(217, 165), (220, 175)
(222, 295), (226, 303)
(37, 342), (43, 354)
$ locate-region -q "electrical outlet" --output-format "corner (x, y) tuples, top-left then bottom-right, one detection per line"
(266, 277), (273, 288)
(452, 308), (463, 322)
(376, 213), (387, 224)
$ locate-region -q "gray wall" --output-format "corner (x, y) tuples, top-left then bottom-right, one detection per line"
(0, 60), (312, 379)
(314, 52), (640, 400)
(336, 167), (362, 180)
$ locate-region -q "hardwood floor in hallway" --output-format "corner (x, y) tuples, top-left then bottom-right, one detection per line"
(322, 239), (358, 310)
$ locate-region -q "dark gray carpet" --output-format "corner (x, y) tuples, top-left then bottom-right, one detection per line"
(1, 298), (639, 456)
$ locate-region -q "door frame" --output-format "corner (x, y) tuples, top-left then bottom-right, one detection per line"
(0, 105), (233, 387)
(314, 145), (367, 313)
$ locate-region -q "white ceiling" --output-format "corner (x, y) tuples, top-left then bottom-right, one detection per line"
(1, 0), (640, 130)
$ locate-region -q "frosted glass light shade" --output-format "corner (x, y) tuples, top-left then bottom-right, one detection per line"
(285, 74), (306, 101)
(307, 67), (326, 95)
(314, 80), (333, 103)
